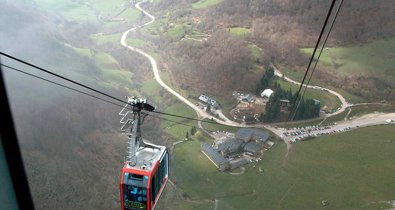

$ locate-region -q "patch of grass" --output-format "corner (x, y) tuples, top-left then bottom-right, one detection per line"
(228, 27), (250, 37)
(248, 44), (261, 61)
(192, 0), (223, 9)
(280, 67), (306, 84)
(333, 88), (364, 104)
(118, 7), (142, 22)
(91, 33), (121, 45)
(167, 125), (395, 209)
(35, 0), (97, 23)
(94, 51), (133, 87)
(279, 107), (350, 129)
(201, 121), (239, 133)
(66, 44), (133, 88)
(72, 46), (93, 57)
(161, 103), (198, 140)
(277, 118), (324, 129)
(37, 0), (140, 24)
(349, 104), (395, 118)
(126, 38), (146, 47)
(94, 52), (117, 66)
(101, 68), (133, 86)
(213, 97), (236, 119)
(141, 78), (168, 106)
(300, 48), (333, 66)
(324, 107), (350, 124)
(85, 0), (125, 15)
(275, 77), (341, 111)
(301, 37), (395, 82)
(167, 24), (187, 40)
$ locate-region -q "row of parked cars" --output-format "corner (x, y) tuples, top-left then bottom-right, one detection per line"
(283, 125), (331, 137)
(286, 126), (356, 144)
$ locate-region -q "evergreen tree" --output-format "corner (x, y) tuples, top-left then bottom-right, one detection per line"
(190, 127), (197, 135)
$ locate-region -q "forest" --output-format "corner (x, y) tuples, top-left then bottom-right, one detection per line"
(150, 0), (395, 102)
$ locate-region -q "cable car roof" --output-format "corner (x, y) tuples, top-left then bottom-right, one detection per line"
(124, 142), (167, 172)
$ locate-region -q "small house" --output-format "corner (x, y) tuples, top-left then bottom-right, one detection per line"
(261, 89), (274, 98)
(241, 94), (254, 103)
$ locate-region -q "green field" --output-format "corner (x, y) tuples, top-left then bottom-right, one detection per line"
(248, 44), (261, 60)
(228, 27), (250, 37)
(126, 38), (146, 47)
(36, 0), (141, 28)
(91, 33), (121, 45)
(348, 104), (395, 119)
(167, 25), (187, 39)
(162, 125), (395, 209)
(66, 44), (133, 88)
(161, 103), (198, 140)
(301, 37), (395, 82)
(275, 77), (342, 111)
(192, 0), (223, 9)
(201, 120), (239, 133)
(35, 0), (97, 23)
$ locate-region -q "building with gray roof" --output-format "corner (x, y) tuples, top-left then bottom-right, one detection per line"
(244, 142), (260, 155)
(215, 138), (242, 157)
(236, 128), (270, 143)
(229, 159), (249, 169)
(201, 142), (230, 171)
(241, 94), (254, 103)
(198, 94), (219, 109)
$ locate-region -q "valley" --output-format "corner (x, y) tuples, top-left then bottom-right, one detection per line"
(1, 0), (395, 210)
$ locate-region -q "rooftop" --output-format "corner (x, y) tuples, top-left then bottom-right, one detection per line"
(236, 128), (270, 143)
(216, 138), (243, 154)
(241, 94), (254, 102)
(201, 142), (229, 167)
(244, 142), (260, 154)
(261, 89), (274, 97)
(125, 142), (167, 172)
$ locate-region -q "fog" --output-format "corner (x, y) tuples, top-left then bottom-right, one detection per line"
(1, 1), (131, 209)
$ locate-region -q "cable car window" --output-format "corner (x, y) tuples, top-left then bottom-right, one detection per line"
(151, 153), (169, 203)
(123, 173), (148, 210)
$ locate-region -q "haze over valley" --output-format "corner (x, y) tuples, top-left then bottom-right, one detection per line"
(1, 0), (395, 209)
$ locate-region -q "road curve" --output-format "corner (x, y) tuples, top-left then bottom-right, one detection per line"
(272, 65), (348, 117)
(120, 1), (244, 127)
(120, 1), (395, 141)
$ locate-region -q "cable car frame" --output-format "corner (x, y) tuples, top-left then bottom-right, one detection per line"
(119, 97), (169, 210)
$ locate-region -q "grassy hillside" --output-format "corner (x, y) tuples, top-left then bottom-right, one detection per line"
(301, 37), (395, 83)
(160, 125), (395, 210)
(192, 0), (223, 9)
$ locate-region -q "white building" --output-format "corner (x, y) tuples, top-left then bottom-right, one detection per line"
(261, 89), (274, 98)
(198, 95), (219, 108)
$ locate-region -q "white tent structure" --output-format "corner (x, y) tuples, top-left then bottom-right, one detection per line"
(261, 89), (274, 98)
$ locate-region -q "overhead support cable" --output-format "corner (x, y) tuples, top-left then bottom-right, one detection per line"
(289, 0), (341, 120)
(1, 64), (126, 109)
(295, 0), (344, 120)
(0, 52), (127, 105)
(1, 60), (222, 125)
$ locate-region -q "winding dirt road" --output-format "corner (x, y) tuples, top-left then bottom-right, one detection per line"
(120, 1), (244, 127)
(120, 0), (394, 141)
(272, 65), (348, 117)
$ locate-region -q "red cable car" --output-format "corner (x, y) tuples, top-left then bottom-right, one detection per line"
(119, 97), (169, 210)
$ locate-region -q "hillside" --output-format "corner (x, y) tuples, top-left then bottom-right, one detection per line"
(2, 0), (395, 209)
(0, 1), (173, 209)
(146, 0), (395, 102)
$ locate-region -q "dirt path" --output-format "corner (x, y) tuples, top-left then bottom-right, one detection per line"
(227, 167), (246, 176)
(271, 64), (348, 117)
(120, 0), (395, 159)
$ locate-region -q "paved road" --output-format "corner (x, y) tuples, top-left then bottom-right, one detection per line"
(120, 0), (395, 143)
(281, 112), (395, 143)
